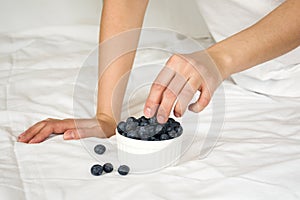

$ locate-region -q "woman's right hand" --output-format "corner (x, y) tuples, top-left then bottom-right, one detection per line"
(17, 116), (116, 144)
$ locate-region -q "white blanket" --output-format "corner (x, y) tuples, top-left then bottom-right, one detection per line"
(1, 25), (300, 200)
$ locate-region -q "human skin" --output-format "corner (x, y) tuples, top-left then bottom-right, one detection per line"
(145, 0), (300, 123)
(18, 0), (300, 143)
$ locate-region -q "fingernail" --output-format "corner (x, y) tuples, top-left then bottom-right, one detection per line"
(145, 107), (152, 117)
(64, 131), (74, 140)
(174, 112), (181, 118)
(28, 139), (35, 144)
(157, 115), (165, 124)
(189, 104), (200, 112)
(18, 134), (25, 141)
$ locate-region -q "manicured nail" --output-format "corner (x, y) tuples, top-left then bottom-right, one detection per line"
(64, 131), (74, 140)
(157, 115), (165, 124)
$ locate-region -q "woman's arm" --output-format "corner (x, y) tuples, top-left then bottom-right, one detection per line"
(208, 0), (300, 79)
(96, 0), (149, 136)
(144, 0), (300, 123)
(18, 0), (149, 143)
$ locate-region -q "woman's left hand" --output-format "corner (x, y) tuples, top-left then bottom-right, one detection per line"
(17, 115), (116, 143)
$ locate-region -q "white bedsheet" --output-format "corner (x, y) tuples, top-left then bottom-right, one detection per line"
(0, 25), (300, 200)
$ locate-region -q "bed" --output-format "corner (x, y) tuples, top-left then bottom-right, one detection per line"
(1, 25), (300, 200)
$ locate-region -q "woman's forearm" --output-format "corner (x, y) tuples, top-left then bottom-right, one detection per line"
(96, 0), (149, 127)
(208, 0), (300, 79)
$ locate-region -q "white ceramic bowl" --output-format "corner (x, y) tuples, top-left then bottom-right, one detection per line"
(116, 128), (183, 173)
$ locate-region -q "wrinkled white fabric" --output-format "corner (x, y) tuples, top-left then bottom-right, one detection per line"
(0, 26), (300, 200)
(196, 0), (300, 97)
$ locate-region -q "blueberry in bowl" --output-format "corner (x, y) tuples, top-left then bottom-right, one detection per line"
(117, 116), (183, 141)
(116, 115), (183, 173)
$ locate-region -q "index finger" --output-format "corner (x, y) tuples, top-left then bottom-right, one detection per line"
(144, 67), (175, 118)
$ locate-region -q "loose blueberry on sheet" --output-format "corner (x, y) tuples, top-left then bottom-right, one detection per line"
(94, 144), (106, 155)
(91, 164), (103, 176)
(103, 163), (114, 173)
(118, 165), (130, 176)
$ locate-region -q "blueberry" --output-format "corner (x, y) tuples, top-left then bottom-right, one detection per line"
(155, 124), (164, 134)
(138, 127), (151, 140)
(139, 116), (147, 121)
(124, 116), (183, 140)
(125, 121), (139, 132)
(148, 116), (157, 124)
(127, 130), (140, 139)
(138, 126), (146, 133)
(175, 125), (183, 136)
(91, 164), (103, 176)
(121, 132), (127, 137)
(166, 125), (173, 133)
(138, 116), (148, 125)
(139, 121), (149, 126)
(160, 133), (170, 140)
(140, 136), (150, 141)
(149, 136), (159, 141)
(139, 125), (156, 140)
(103, 163), (114, 173)
(117, 121), (126, 134)
(126, 117), (137, 123)
(118, 165), (130, 176)
(146, 125), (156, 136)
(168, 130), (177, 138)
(94, 144), (106, 155)
(172, 121), (181, 129)
(167, 118), (175, 124)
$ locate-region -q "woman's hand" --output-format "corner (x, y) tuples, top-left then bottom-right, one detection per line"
(17, 115), (116, 144)
(144, 50), (226, 124)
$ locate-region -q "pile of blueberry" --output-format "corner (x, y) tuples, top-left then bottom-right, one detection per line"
(91, 144), (130, 176)
(117, 116), (183, 141)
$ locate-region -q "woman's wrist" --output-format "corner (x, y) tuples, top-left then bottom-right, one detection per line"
(206, 44), (235, 80)
(96, 113), (117, 137)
